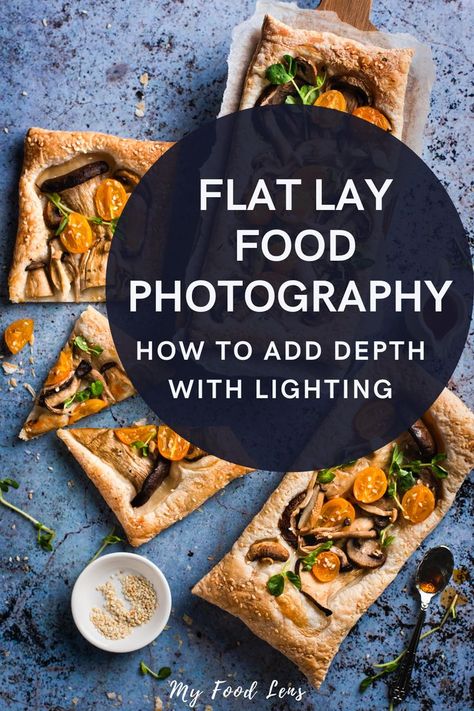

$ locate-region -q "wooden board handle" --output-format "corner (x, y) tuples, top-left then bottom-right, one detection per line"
(316, 0), (376, 31)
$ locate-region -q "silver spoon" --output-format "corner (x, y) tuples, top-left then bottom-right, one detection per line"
(390, 545), (454, 706)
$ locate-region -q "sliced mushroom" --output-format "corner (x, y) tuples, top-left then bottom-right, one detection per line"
(185, 445), (206, 461)
(25, 260), (48, 271)
(246, 540), (289, 563)
(294, 56), (318, 85)
(408, 419), (437, 459)
(25, 267), (54, 299)
(346, 538), (387, 569)
(100, 361), (118, 374)
(357, 500), (398, 524)
(43, 376), (81, 413)
(315, 518), (377, 541)
(113, 168), (140, 191)
(49, 239), (72, 295)
(131, 455), (171, 507)
(278, 491), (306, 548)
(44, 200), (62, 229)
(256, 83), (296, 106)
(39, 160), (109, 194)
(326, 74), (373, 112)
(329, 546), (352, 572)
(75, 359), (92, 379)
(299, 490), (325, 534)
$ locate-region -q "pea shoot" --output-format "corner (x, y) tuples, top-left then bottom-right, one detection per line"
(0, 478), (55, 551)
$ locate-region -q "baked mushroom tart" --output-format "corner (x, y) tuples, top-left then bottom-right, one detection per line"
(58, 423), (251, 546)
(194, 389), (474, 687)
(240, 15), (414, 138)
(19, 307), (135, 440)
(9, 128), (173, 302)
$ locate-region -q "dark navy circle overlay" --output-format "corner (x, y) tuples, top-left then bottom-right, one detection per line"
(106, 106), (472, 471)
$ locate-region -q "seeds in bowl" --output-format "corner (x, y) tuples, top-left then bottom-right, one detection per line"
(90, 573), (157, 640)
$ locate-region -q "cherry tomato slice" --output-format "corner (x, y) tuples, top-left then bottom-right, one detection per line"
(157, 425), (190, 460)
(4, 318), (34, 354)
(352, 106), (391, 131)
(44, 347), (74, 387)
(60, 212), (94, 254)
(311, 551), (341, 582)
(314, 90), (347, 111)
(68, 398), (107, 424)
(402, 484), (435, 523)
(319, 497), (356, 527)
(94, 178), (128, 221)
(115, 425), (157, 446)
(353, 466), (388, 503)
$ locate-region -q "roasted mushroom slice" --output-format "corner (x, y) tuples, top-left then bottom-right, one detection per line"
(113, 168), (140, 191)
(257, 83), (296, 106)
(326, 74), (373, 113)
(408, 419), (437, 459)
(329, 546), (353, 572)
(357, 499), (398, 524)
(246, 540), (289, 563)
(294, 56), (318, 85)
(44, 200), (62, 229)
(278, 491), (307, 548)
(346, 538), (387, 569)
(294, 559), (333, 616)
(39, 160), (109, 193)
(131, 455), (171, 507)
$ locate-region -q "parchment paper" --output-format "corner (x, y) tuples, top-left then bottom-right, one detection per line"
(220, 0), (435, 154)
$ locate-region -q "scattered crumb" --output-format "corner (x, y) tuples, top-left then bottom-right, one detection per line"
(106, 22), (112, 29)
(2, 362), (18, 375)
(182, 613), (193, 626)
(68, 480), (75, 488)
(48, 466), (53, 472)
(23, 382), (36, 399)
(9, 377), (17, 388)
(135, 101), (145, 118)
(139, 72), (149, 87)
(72, 699), (79, 706)
(42, 18), (48, 26)
(133, 418), (147, 426)
(21, 90), (28, 97)
(154, 696), (163, 711)
(205, 706), (213, 711)
(106, 691), (117, 700)
(3, 127), (9, 134)
(453, 567), (469, 584)
(27, 490), (34, 500)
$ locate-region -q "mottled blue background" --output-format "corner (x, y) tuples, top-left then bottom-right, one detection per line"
(0, 2), (472, 710)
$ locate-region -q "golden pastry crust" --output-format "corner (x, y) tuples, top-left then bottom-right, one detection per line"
(193, 389), (474, 687)
(240, 15), (414, 138)
(9, 127), (173, 303)
(57, 426), (251, 546)
(19, 306), (135, 440)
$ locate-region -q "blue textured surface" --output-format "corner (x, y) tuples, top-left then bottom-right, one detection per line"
(0, 2), (472, 710)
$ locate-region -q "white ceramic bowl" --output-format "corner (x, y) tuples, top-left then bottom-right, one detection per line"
(71, 552), (172, 652)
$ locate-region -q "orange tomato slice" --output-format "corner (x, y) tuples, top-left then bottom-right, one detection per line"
(157, 424), (190, 460)
(402, 484), (435, 523)
(311, 551), (341, 582)
(353, 466), (388, 503)
(94, 178), (127, 221)
(60, 212), (94, 254)
(114, 425), (157, 446)
(319, 497), (356, 527)
(352, 106), (391, 131)
(69, 398), (107, 424)
(314, 90), (347, 112)
(4, 318), (34, 354)
(45, 347), (74, 387)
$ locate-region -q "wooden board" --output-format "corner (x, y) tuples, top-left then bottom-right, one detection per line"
(317, 0), (376, 31)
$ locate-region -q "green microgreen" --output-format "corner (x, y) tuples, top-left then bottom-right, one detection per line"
(73, 335), (104, 356)
(46, 193), (119, 234)
(0, 478), (55, 551)
(266, 56), (327, 105)
(388, 445), (448, 510)
(139, 661), (172, 680)
(300, 540), (334, 571)
(63, 379), (103, 409)
(89, 526), (124, 563)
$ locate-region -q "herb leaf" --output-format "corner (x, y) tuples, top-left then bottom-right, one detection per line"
(266, 63), (292, 85)
(90, 526), (124, 562)
(73, 335), (103, 356)
(90, 380), (104, 397)
(0, 481), (55, 552)
(139, 661), (171, 680)
(317, 468), (336, 484)
(300, 540), (334, 571)
(286, 570), (301, 590)
(267, 573), (285, 597)
(64, 380), (103, 409)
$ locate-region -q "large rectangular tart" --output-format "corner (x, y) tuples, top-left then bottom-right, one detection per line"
(193, 389), (474, 687)
(240, 15), (414, 139)
(9, 127), (173, 303)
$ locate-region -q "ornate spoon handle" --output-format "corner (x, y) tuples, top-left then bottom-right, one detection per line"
(390, 607), (426, 705)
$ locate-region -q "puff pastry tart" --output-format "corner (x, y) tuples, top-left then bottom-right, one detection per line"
(19, 306), (135, 440)
(58, 424), (251, 546)
(240, 15), (414, 139)
(194, 389), (474, 687)
(9, 127), (172, 303)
